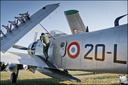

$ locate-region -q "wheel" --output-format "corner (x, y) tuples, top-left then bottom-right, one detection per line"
(10, 72), (17, 83)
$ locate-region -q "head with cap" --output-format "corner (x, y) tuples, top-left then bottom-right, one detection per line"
(41, 33), (45, 35)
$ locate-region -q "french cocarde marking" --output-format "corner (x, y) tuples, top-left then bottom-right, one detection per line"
(73, 28), (79, 34)
(67, 42), (80, 59)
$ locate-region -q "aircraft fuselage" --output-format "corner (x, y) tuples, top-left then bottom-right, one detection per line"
(49, 24), (127, 74)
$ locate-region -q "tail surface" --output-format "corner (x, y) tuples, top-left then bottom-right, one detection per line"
(64, 10), (86, 34)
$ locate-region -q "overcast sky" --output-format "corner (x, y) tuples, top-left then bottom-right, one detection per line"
(1, 1), (127, 53)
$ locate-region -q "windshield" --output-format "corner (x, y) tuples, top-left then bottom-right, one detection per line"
(45, 30), (67, 37)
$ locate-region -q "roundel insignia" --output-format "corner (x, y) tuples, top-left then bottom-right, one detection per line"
(67, 42), (80, 59)
(73, 28), (79, 34)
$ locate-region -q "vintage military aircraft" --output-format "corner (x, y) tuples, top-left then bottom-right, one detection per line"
(0, 3), (128, 84)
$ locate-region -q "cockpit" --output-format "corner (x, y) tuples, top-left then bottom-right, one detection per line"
(45, 30), (67, 38)
(28, 30), (67, 55)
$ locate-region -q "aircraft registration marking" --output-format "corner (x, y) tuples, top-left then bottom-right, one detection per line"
(67, 41), (80, 59)
(107, 52), (112, 54)
(84, 44), (126, 64)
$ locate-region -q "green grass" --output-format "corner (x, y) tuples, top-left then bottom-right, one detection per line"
(0, 70), (127, 85)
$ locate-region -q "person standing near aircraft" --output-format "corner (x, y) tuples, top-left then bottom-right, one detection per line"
(40, 33), (50, 61)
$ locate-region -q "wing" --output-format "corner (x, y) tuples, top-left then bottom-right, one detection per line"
(0, 3), (59, 53)
(1, 51), (81, 82)
(1, 51), (50, 68)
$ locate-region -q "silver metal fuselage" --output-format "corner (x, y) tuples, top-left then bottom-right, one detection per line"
(46, 24), (127, 74)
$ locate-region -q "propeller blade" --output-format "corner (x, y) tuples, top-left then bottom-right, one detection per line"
(12, 45), (28, 50)
(33, 30), (38, 42)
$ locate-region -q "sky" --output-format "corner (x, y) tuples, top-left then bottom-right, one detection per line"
(1, 1), (127, 53)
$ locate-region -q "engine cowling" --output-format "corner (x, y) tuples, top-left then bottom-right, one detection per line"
(28, 41), (38, 55)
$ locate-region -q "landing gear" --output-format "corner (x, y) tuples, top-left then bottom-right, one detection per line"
(10, 72), (18, 83)
(10, 64), (22, 83)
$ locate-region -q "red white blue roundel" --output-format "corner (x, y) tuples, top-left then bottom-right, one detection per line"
(67, 42), (80, 59)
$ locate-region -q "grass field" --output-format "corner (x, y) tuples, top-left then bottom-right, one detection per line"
(0, 70), (127, 85)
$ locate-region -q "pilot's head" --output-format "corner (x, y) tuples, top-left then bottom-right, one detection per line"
(41, 33), (45, 35)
